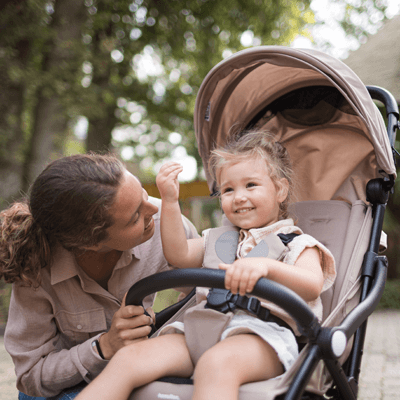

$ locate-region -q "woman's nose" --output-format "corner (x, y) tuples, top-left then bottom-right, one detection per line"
(145, 200), (159, 216)
(143, 189), (158, 216)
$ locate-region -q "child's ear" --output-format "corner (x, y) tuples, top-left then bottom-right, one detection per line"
(277, 178), (289, 203)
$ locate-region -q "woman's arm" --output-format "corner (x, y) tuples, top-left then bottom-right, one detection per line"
(4, 285), (97, 397)
(4, 283), (154, 397)
(156, 162), (204, 269)
(220, 247), (324, 302)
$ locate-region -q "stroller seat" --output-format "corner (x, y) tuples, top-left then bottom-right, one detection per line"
(128, 199), (374, 400)
(126, 46), (398, 400)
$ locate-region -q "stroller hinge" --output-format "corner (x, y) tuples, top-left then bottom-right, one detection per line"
(366, 178), (391, 205)
(361, 251), (378, 278)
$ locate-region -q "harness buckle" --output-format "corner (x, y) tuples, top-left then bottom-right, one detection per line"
(205, 288), (235, 313)
(246, 296), (261, 316)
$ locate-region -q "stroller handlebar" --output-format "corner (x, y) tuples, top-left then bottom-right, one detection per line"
(367, 85), (399, 147)
(367, 85), (399, 117)
(125, 268), (320, 339)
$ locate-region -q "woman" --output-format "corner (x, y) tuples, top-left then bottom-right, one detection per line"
(0, 153), (198, 399)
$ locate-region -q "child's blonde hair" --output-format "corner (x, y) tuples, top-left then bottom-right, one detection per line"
(209, 130), (294, 219)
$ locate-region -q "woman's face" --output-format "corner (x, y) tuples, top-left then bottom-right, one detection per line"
(86, 171), (159, 252)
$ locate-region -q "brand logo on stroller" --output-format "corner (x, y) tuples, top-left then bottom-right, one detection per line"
(157, 393), (180, 399)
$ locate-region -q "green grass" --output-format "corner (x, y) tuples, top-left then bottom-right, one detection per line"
(153, 289), (181, 313)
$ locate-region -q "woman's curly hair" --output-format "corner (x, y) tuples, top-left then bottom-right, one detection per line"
(0, 153), (125, 287)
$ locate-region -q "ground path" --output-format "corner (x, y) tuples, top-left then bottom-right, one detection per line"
(1, 310), (399, 400)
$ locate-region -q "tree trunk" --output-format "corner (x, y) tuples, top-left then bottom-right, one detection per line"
(23, 0), (86, 189)
(86, 111), (117, 153)
(85, 8), (117, 154)
(0, 1), (31, 206)
(0, 74), (26, 206)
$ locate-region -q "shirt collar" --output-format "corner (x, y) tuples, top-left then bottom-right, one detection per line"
(50, 244), (80, 285)
(239, 218), (296, 243)
(50, 244), (136, 285)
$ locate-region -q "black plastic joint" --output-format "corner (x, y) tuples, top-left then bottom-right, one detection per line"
(298, 316), (321, 342)
(316, 328), (336, 359)
(366, 178), (390, 205)
(376, 255), (388, 269)
(205, 288), (233, 313)
(246, 297), (261, 315)
(316, 327), (347, 360)
(361, 251), (378, 278)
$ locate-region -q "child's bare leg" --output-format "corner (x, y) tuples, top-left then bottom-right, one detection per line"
(76, 334), (193, 400)
(192, 333), (283, 400)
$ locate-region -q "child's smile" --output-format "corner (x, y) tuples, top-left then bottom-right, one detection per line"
(219, 158), (288, 230)
(235, 207), (255, 213)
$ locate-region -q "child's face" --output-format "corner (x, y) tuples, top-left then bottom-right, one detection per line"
(218, 158), (288, 230)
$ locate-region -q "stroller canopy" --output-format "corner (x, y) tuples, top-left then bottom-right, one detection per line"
(194, 46), (395, 203)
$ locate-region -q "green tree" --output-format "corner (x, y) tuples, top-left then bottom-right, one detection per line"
(0, 0), (392, 202)
(0, 0), (87, 205)
(77, 0), (316, 180)
(0, 0), (315, 203)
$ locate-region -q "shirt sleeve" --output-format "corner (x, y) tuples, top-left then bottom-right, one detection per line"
(4, 284), (108, 397)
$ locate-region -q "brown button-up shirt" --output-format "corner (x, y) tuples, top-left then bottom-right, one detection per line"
(4, 197), (198, 397)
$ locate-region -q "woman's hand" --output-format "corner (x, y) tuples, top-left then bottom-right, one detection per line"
(219, 258), (268, 296)
(99, 295), (154, 359)
(156, 161), (183, 203)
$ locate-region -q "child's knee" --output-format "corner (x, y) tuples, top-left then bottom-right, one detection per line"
(194, 343), (238, 379)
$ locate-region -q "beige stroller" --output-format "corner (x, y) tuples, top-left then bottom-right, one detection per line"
(125, 46), (399, 399)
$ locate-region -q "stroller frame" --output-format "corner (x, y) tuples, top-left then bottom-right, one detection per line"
(126, 85), (399, 400)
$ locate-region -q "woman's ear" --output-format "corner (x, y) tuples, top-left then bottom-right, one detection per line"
(276, 178), (289, 203)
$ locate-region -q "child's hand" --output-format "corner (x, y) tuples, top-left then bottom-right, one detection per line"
(156, 161), (183, 203)
(219, 258), (268, 296)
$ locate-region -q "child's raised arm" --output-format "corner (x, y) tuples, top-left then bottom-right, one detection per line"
(156, 162), (204, 269)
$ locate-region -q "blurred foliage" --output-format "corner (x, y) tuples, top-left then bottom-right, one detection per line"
(153, 289), (181, 313)
(0, 282), (11, 327)
(1, 0), (316, 188)
(0, 0), (391, 197)
(376, 279), (400, 310)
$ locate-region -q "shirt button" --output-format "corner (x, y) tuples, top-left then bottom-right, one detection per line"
(77, 324), (83, 330)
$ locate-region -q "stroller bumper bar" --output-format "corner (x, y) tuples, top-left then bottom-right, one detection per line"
(125, 268), (320, 340)
(125, 255), (387, 400)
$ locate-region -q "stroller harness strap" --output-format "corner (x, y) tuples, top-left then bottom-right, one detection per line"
(205, 288), (294, 333)
(204, 225), (299, 334)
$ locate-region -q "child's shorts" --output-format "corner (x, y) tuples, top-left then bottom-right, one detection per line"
(158, 309), (298, 371)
